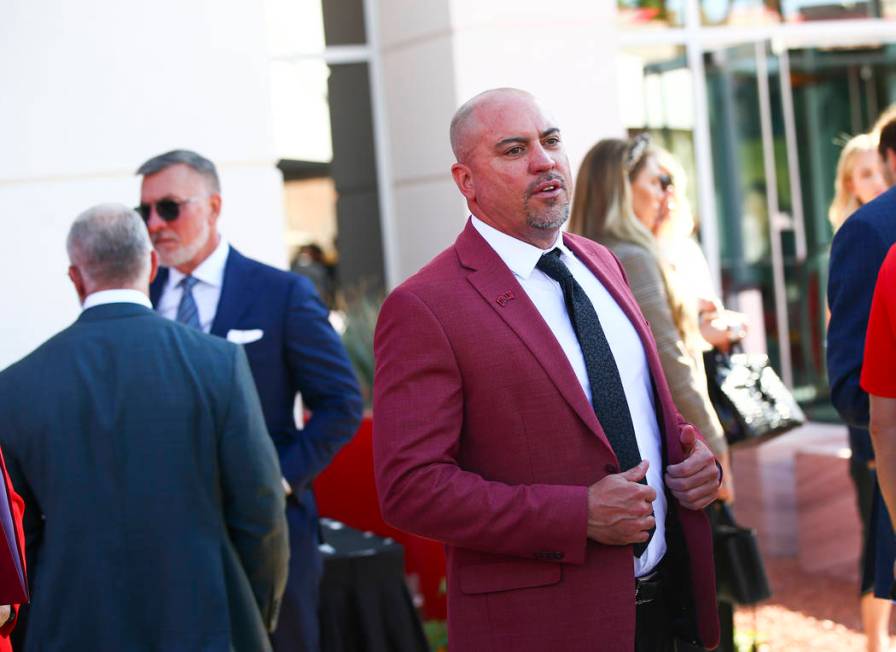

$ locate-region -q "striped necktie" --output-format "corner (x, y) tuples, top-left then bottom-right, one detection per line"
(176, 276), (201, 330)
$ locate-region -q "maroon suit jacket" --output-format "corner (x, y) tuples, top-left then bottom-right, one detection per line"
(373, 221), (719, 651)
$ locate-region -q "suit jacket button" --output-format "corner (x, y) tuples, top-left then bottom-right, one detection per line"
(604, 463), (618, 474)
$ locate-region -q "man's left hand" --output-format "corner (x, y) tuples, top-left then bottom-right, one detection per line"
(664, 425), (721, 510)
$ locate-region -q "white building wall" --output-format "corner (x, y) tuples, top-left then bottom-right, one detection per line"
(0, 0), (285, 368)
(376, 0), (624, 284)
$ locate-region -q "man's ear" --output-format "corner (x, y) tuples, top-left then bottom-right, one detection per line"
(451, 163), (475, 200)
(148, 250), (159, 284)
(68, 265), (87, 304)
(209, 193), (223, 220)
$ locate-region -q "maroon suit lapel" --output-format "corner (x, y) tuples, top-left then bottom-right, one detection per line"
(454, 221), (615, 455)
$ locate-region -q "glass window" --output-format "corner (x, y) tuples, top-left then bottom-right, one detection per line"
(700, 0), (782, 25)
(699, 0), (896, 24)
(617, 0), (686, 28)
(618, 46), (699, 227)
(321, 0), (367, 45)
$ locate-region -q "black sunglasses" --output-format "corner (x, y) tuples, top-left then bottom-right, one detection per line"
(659, 173), (673, 191)
(135, 197), (201, 223)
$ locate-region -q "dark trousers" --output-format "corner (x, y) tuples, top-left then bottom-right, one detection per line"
(635, 564), (706, 652)
(271, 498), (324, 652)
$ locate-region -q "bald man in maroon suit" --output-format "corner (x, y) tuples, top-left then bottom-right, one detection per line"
(373, 88), (721, 651)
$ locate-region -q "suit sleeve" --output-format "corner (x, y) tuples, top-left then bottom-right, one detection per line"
(373, 287), (589, 565)
(861, 247), (896, 397)
(614, 247), (727, 457)
(277, 277), (364, 491)
(828, 218), (889, 428)
(219, 346), (290, 632)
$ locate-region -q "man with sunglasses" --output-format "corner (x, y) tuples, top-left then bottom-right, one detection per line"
(137, 150), (363, 652)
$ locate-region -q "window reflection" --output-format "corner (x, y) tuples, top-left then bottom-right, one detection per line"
(698, 0), (895, 24)
(617, 0), (686, 27)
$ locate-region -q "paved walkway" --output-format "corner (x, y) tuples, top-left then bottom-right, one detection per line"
(734, 555), (891, 651)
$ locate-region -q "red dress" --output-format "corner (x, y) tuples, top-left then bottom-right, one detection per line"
(861, 244), (896, 396)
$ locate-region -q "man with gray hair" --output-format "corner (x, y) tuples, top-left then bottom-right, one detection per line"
(0, 203), (289, 651)
(137, 149), (363, 652)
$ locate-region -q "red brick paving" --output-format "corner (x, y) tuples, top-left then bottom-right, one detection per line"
(733, 556), (893, 651)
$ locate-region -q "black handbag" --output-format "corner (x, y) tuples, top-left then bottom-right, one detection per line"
(704, 348), (806, 448)
(711, 502), (772, 605)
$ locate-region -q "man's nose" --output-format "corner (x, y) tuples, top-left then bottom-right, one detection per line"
(529, 144), (557, 173)
(144, 207), (165, 231)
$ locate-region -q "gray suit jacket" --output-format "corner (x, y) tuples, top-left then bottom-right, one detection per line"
(604, 239), (727, 456)
(0, 302), (289, 651)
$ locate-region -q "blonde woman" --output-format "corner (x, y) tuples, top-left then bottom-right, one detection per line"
(652, 149), (747, 352)
(569, 136), (731, 496)
(829, 133), (887, 231)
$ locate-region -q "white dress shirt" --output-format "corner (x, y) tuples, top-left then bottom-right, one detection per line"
(82, 289), (153, 310)
(156, 237), (230, 333)
(471, 217), (667, 576)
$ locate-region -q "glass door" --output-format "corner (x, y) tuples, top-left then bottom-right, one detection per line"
(705, 40), (896, 415)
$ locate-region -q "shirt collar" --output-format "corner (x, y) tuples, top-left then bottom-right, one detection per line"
(167, 236), (229, 289)
(82, 289), (153, 311)
(470, 216), (567, 279)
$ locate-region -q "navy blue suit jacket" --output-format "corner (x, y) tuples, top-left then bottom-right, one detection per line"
(0, 304), (289, 651)
(151, 247), (363, 647)
(828, 185), (896, 598)
(151, 246), (363, 491)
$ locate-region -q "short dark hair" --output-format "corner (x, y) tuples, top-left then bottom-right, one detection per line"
(136, 149), (221, 193)
(879, 122), (896, 160)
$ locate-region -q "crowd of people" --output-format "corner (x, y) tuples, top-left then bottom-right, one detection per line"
(0, 86), (895, 651)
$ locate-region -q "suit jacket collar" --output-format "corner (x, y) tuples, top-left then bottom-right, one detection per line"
(77, 302), (155, 323)
(210, 247), (255, 338)
(150, 247), (257, 338)
(455, 220), (611, 451)
(456, 220), (675, 459)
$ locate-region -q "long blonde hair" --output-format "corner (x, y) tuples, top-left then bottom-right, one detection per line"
(569, 138), (691, 339)
(829, 133), (879, 231)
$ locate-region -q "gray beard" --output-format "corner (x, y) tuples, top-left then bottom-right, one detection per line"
(526, 201), (569, 231)
(155, 221), (210, 268)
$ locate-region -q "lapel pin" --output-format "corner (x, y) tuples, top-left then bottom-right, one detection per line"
(496, 290), (515, 306)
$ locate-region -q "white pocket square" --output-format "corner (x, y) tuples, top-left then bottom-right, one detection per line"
(226, 329), (264, 344)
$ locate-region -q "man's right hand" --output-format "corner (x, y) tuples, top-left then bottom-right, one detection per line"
(586, 460), (656, 545)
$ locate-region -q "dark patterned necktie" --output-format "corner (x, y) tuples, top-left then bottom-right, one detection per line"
(536, 248), (652, 555)
(176, 276), (201, 330)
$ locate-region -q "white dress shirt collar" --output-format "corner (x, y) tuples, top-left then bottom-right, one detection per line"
(166, 236), (229, 289)
(82, 289), (153, 311)
(470, 216), (568, 279)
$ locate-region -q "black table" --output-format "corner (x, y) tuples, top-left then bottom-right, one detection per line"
(319, 519), (430, 652)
